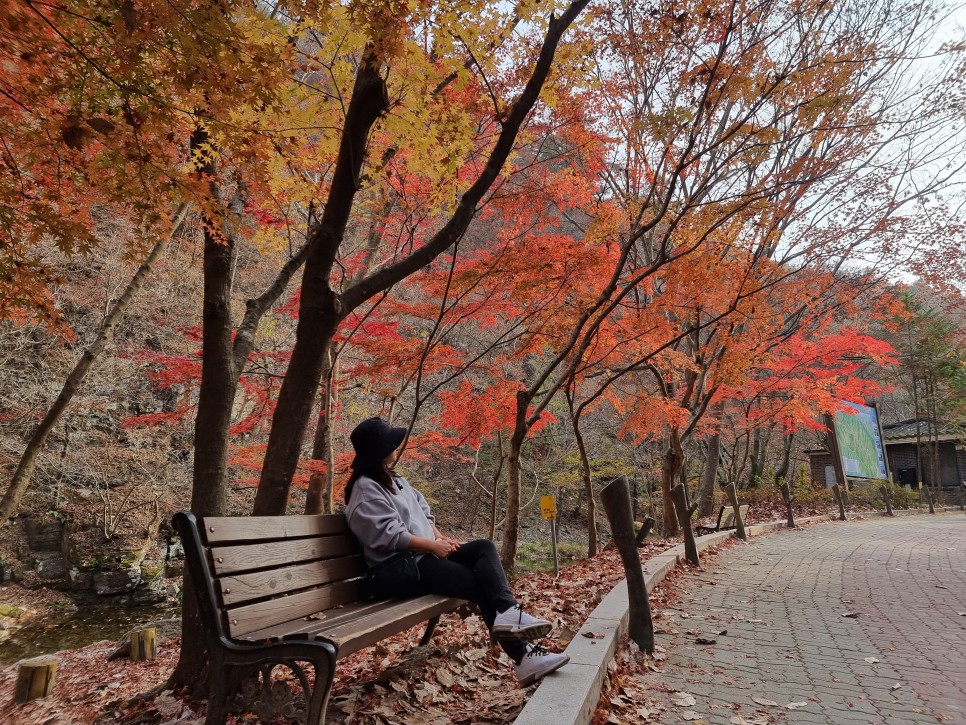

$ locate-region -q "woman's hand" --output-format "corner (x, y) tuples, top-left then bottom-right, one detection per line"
(431, 537), (459, 558)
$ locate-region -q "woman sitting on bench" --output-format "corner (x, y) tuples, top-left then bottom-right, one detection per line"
(344, 416), (570, 686)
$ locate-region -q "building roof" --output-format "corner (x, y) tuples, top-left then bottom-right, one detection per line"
(881, 419), (964, 443)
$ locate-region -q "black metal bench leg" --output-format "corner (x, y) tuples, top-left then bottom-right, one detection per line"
(307, 650), (337, 725)
(419, 615), (441, 646)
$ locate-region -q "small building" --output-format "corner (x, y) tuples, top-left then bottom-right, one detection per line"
(808, 419), (966, 489)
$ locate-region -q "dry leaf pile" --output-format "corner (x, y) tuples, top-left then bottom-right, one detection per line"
(3, 539), (677, 725)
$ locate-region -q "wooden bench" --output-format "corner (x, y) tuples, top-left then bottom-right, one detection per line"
(173, 511), (465, 725)
(694, 504), (749, 536)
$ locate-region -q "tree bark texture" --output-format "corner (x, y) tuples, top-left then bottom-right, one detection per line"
(696, 433), (719, 518)
(570, 409), (598, 556)
(500, 393), (529, 569)
(660, 430), (684, 536)
(670, 483), (699, 566)
(0, 204), (189, 522)
(780, 478), (796, 528)
(305, 342), (338, 514)
(600, 475), (654, 654)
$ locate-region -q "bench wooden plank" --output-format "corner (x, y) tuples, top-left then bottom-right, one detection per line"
(217, 555), (366, 606)
(317, 596), (464, 657)
(236, 595), (460, 646)
(205, 514), (349, 544)
(211, 534), (362, 575)
(225, 579), (364, 638)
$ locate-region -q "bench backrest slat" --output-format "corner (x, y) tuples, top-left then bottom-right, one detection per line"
(218, 555), (366, 606)
(719, 508), (736, 528)
(226, 579), (364, 638)
(204, 514), (349, 543)
(210, 534), (361, 575)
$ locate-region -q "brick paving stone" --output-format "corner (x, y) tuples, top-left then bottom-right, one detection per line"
(611, 515), (965, 724)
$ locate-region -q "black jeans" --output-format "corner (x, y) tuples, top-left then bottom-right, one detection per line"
(416, 539), (527, 663)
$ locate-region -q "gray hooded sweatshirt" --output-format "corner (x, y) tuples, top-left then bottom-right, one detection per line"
(345, 474), (435, 567)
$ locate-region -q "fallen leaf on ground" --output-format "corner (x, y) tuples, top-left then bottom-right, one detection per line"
(671, 691), (697, 707)
(786, 701), (807, 709)
(891, 682), (903, 691)
(842, 612), (859, 618)
(864, 657), (879, 664)
(582, 631), (605, 639)
(752, 696), (779, 706)
(682, 710), (705, 721)
(695, 636), (717, 645)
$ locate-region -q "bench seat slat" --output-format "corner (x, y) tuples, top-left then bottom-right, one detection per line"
(205, 514), (349, 544)
(226, 579), (364, 638)
(318, 596), (463, 657)
(237, 596), (463, 657)
(217, 555), (366, 606)
(211, 534), (361, 575)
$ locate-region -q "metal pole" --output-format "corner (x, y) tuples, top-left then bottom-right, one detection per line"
(550, 516), (559, 577)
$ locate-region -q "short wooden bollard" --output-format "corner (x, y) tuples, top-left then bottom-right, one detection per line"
(14, 655), (58, 702)
(131, 627), (157, 661)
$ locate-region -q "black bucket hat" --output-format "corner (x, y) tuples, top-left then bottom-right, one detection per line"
(350, 417), (406, 470)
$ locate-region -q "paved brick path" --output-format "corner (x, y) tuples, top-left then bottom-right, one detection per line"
(628, 515), (966, 725)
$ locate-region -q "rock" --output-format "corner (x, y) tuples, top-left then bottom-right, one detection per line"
(93, 567), (141, 595)
(68, 566), (95, 591)
(24, 517), (65, 552)
(34, 553), (69, 582)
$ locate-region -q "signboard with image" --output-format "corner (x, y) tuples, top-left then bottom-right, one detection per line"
(833, 401), (889, 480)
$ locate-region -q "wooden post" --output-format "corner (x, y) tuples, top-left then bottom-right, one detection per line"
(600, 475), (654, 654)
(130, 628), (157, 661)
(634, 516), (655, 547)
(832, 484), (847, 521)
(14, 655), (58, 702)
(723, 482), (747, 541)
(879, 484), (894, 516)
(670, 484), (699, 566)
(780, 479), (796, 528)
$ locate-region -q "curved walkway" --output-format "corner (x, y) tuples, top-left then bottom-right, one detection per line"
(516, 513), (966, 725)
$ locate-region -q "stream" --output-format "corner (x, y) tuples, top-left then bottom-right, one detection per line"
(0, 598), (180, 664)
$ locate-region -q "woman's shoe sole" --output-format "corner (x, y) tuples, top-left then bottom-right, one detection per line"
(492, 622), (553, 640)
(517, 654), (570, 686)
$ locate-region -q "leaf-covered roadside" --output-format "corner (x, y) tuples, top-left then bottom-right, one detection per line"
(1, 537), (674, 725)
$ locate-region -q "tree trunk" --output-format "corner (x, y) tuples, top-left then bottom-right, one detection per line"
(0, 205), (189, 522)
(168, 127), (241, 694)
(600, 475), (654, 654)
(747, 427), (767, 488)
(305, 342), (338, 514)
(489, 432), (504, 541)
(251, 3), (592, 517)
(696, 433), (719, 518)
(670, 484), (699, 566)
(567, 393), (597, 556)
(252, 55), (388, 516)
(500, 392), (529, 570)
(660, 429), (684, 536)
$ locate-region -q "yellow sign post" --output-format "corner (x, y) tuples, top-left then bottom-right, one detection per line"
(540, 495), (559, 576)
(540, 495), (557, 520)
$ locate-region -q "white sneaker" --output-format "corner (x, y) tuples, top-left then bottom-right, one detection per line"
(492, 604), (553, 640)
(515, 643), (570, 685)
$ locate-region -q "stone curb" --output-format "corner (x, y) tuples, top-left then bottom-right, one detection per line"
(513, 509), (961, 725)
